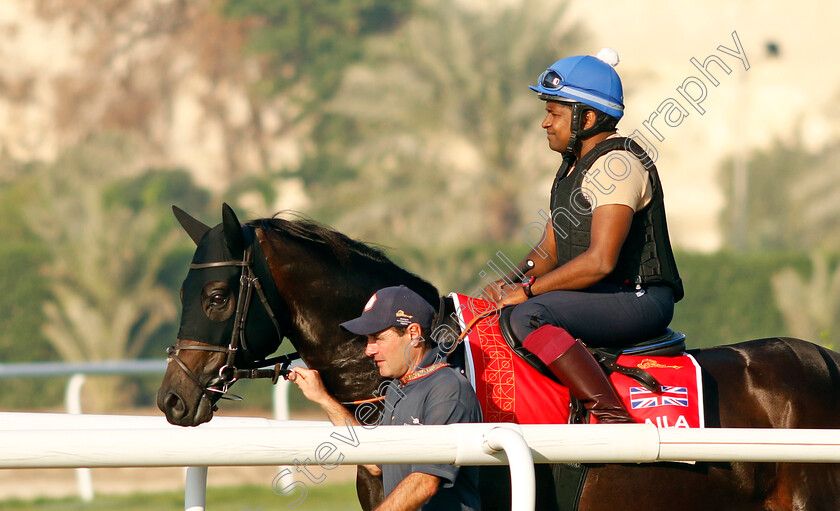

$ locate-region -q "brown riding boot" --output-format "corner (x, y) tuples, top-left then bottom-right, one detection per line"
(546, 339), (635, 424)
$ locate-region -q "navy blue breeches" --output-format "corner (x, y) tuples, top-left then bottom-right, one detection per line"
(508, 283), (675, 349)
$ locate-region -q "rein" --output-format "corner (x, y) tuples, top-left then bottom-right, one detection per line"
(446, 306), (500, 357)
(166, 233), (298, 402)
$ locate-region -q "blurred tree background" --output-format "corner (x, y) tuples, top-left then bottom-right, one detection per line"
(713, 137), (840, 349)
(0, 0), (838, 411)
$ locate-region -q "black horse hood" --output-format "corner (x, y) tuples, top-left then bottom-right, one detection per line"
(175, 205), (284, 360)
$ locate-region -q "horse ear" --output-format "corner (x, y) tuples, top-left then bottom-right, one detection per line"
(173, 205), (211, 246)
(221, 203), (246, 258)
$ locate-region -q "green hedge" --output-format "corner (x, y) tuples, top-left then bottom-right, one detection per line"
(671, 251), (812, 349)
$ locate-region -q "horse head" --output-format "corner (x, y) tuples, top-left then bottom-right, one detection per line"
(157, 204), (287, 426)
(158, 203), (441, 427)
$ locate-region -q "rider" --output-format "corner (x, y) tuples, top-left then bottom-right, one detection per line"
(484, 49), (684, 424)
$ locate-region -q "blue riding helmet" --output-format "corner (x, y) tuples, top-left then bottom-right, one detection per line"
(530, 51), (624, 120)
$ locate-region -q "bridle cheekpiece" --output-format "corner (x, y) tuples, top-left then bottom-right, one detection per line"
(167, 234), (298, 403)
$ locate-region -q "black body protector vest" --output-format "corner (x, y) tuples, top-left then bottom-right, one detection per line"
(549, 137), (684, 301)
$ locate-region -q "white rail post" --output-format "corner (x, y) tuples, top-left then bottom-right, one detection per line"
(272, 378), (290, 421)
(64, 373), (94, 503)
(272, 378), (296, 489)
(482, 426), (536, 511)
(185, 466), (208, 511)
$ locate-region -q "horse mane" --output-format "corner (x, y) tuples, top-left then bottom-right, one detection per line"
(249, 214), (440, 303)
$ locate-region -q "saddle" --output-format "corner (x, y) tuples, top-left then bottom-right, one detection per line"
(496, 306), (686, 394)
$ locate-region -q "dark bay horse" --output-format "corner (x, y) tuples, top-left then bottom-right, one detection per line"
(157, 204), (840, 511)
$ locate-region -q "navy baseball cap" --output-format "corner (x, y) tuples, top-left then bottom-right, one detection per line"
(340, 285), (435, 336)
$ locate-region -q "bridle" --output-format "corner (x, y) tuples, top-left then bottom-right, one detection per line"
(166, 238), (299, 403)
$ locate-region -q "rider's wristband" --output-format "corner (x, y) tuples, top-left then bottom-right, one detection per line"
(522, 276), (536, 298)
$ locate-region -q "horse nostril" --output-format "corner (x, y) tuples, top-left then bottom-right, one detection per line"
(165, 392), (185, 416)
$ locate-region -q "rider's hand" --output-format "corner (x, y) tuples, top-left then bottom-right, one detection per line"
(495, 282), (528, 307)
(481, 279), (528, 307)
(480, 279), (506, 303)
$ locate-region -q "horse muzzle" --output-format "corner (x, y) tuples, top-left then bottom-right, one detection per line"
(156, 379), (216, 426)
(156, 345), (223, 426)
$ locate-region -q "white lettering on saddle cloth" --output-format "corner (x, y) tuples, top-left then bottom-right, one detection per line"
(647, 415), (691, 428)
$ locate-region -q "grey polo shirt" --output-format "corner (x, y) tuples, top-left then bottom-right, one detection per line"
(381, 347), (483, 511)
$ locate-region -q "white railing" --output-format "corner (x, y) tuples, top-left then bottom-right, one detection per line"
(2, 412), (840, 511)
(0, 359), (168, 502)
(0, 359), (168, 412)
(0, 359), (300, 419)
(0, 358), (301, 501)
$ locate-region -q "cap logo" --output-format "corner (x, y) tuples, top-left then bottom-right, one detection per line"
(363, 294), (377, 311)
(395, 309), (413, 326)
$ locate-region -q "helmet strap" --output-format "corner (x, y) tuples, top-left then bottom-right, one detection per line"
(563, 103), (587, 156)
(564, 103), (618, 157)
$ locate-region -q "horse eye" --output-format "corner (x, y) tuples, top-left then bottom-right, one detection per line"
(200, 281), (235, 322)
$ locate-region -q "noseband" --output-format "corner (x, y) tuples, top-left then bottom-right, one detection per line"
(167, 240), (298, 403)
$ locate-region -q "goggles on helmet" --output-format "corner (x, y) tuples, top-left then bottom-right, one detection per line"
(537, 69), (565, 91)
(536, 70), (582, 106)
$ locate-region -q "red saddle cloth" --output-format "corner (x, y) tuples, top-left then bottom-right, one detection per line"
(451, 293), (704, 428)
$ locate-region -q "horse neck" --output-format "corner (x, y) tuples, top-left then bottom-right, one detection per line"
(257, 225), (440, 401)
